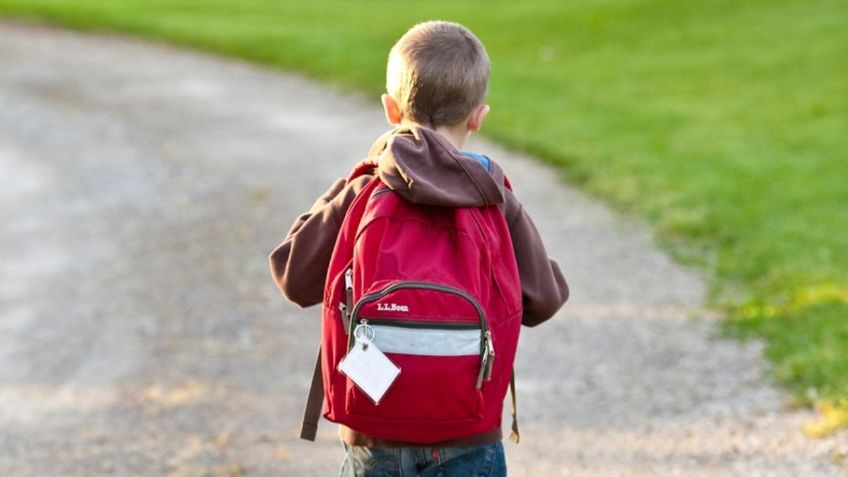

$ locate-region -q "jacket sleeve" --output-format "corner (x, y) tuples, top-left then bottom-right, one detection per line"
(268, 176), (370, 308)
(504, 191), (569, 327)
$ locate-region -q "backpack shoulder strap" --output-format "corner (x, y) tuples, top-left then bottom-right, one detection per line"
(509, 369), (520, 443)
(300, 349), (324, 441)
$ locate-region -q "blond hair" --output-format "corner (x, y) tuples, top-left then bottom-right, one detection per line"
(386, 21), (490, 127)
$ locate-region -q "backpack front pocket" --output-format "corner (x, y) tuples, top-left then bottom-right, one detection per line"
(346, 344), (484, 423)
(343, 281), (492, 424)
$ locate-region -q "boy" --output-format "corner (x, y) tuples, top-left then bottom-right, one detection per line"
(270, 21), (567, 477)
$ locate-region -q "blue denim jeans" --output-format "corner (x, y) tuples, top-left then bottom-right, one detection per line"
(339, 441), (506, 477)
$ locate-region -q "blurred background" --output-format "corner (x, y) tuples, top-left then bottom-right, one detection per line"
(0, 1), (846, 475)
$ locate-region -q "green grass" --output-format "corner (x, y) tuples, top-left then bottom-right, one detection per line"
(2, 0), (846, 428)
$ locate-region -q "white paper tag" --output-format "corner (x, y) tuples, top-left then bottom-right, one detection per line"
(338, 341), (401, 405)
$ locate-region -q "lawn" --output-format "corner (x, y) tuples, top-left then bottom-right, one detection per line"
(2, 0), (846, 430)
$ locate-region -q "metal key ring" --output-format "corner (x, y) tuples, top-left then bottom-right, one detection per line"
(353, 323), (375, 344)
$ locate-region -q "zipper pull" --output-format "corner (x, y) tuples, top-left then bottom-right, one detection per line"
(484, 331), (495, 381)
(476, 331), (494, 389)
(343, 268), (354, 335)
(476, 354), (488, 389)
(339, 302), (350, 333)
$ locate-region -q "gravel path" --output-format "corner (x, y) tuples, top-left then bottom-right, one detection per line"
(0, 22), (845, 476)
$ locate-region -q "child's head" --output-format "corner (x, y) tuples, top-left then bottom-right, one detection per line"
(383, 21), (490, 134)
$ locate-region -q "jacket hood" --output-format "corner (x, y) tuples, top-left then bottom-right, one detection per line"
(366, 127), (506, 207)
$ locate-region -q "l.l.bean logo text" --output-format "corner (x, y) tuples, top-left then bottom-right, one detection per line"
(376, 303), (409, 312)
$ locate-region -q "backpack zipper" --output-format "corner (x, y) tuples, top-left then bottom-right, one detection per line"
(351, 281), (489, 334)
(339, 268), (355, 335)
(357, 318), (480, 331)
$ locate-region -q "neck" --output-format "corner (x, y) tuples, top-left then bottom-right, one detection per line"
(401, 120), (469, 150)
(434, 125), (471, 150)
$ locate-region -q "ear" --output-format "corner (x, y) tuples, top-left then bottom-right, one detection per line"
(466, 104), (490, 132)
(381, 94), (403, 125)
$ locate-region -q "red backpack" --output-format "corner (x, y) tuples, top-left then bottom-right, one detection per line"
(300, 161), (523, 444)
